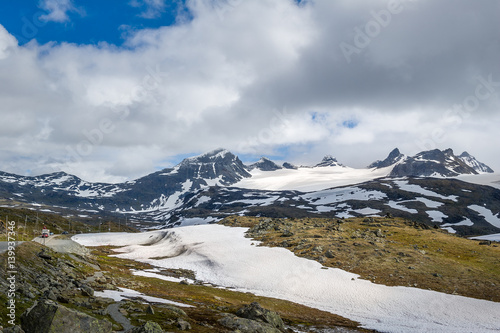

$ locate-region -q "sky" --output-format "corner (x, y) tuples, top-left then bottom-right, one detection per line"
(0, 0), (499, 183)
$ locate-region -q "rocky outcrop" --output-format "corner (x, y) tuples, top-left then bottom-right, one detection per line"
(125, 321), (163, 333)
(20, 299), (112, 333)
(236, 302), (285, 330)
(219, 302), (285, 333)
(282, 162), (298, 170)
(248, 158), (283, 171)
(368, 148), (405, 169)
(314, 155), (343, 167)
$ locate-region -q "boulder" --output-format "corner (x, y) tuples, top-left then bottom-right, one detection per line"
(176, 318), (191, 331)
(219, 314), (281, 333)
(325, 249), (335, 258)
(235, 302), (284, 331)
(80, 284), (94, 297)
(1, 325), (26, 333)
(20, 299), (112, 333)
(125, 321), (163, 333)
(145, 305), (154, 315)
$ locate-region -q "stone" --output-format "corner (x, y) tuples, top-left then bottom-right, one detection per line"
(125, 321), (164, 333)
(281, 230), (294, 237)
(20, 299), (112, 333)
(146, 305), (155, 315)
(2, 325), (26, 333)
(218, 314), (281, 333)
(38, 250), (52, 261)
(375, 229), (385, 238)
(312, 245), (323, 252)
(161, 304), (187, 317)
(235, 302), (284, 331)
(176, 318), (191, 330)
(44, 290), (58, 301)
(325, 249), (335, 258)
(80, 284), (94, 297)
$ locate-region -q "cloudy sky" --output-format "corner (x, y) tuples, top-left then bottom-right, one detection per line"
(0, 0), (499, 183)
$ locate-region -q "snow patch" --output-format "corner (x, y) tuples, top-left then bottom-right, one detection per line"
(393, 180), (458, 201)
(468, 205), (500, 228)
(94, 287), (193, 307)
(73, 227), (500, 333)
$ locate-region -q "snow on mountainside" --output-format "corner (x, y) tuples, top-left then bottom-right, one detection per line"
(235, 164), (392, 191)
(0, 171), (127, 198)
(247, 157), (282, 171)
(0, 148), (498, 235)
(368, 148), (406, 169)
(314, 155), (344, 167)
(387, 148), (494, 177)
(458, 151), (494, 173)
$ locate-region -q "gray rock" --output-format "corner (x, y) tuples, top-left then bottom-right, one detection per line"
(1, 325), (26, 333)
(125, 321), (164, 333)
(176, 318), (191, 330)
(235, 302), (284, 331)
(80, 284), (94, 297)
(146, 305), (155, 315)
(375, 229), (385, 238)
(20, 299), (112, 333)
(325, 249), (335, 258)
(219, 314), (281, 333)
(160, 304), (187, 317)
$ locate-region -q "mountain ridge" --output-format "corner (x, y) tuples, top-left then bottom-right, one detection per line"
(0, 148), (498, 236)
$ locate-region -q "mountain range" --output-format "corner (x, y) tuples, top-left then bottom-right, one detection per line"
(0, 148), (498, 237)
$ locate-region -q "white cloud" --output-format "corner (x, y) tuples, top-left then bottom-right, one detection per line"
(0, 25), (18, 59)
(0, 0), (499, 182)
(38, 0), (84, 23)
(129, 0), (168, 19)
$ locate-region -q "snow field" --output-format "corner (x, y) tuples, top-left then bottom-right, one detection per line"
(73, 226), (500, 333)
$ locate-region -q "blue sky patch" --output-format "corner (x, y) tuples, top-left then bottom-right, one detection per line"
(0, 0), (188, 46)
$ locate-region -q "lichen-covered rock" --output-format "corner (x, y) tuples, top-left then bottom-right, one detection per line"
(1, 325), (26, 333)
(176, 318), (191, 331)
(20, 299), (112, 333)
(125, 321), (164, 333)
(219, 313), (281, 333)
(235, 302), (284, 331)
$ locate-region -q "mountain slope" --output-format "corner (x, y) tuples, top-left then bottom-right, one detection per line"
(247, 157), (282, 171)
(368, 148), (406, 169)
(388, 149), (493, 177)
(314, 155), (344, 168)
(458, 151), (494, 173)
(0, 148), (497, 236)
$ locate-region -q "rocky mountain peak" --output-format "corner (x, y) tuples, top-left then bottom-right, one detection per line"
(179, 148), (234, 165)
(368, 148), (405, 169)
(248, 157), (282, 171)
(458, 151), (494, 174)
(390, 148), (485, 177)
(282, 162), (298, 170)
(315, 155), (343, 167)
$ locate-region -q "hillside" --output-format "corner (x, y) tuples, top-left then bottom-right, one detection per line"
(222, 216), (500, 303)
(0, 207), (137, 241)
(0, 238), (365, 332)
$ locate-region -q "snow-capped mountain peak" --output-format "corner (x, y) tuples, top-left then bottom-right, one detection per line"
(179, 148), (234, 165)
(247, 157), (283, 171)
(315, 155), (344, 167)
(368, 148), (406, 169)
(458, 152), (494, 174)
